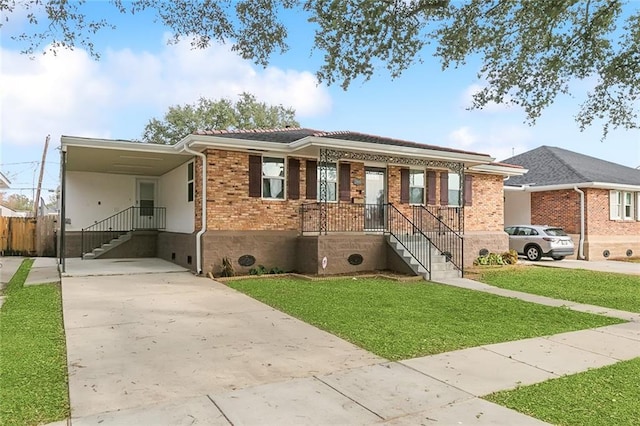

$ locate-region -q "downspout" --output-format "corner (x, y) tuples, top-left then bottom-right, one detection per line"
(181, 143), (206, 274)
(573, 187), (586, 260)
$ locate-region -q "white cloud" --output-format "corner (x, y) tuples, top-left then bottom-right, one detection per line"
(447, 125), (532, 161)
(0, 37), (332, 148)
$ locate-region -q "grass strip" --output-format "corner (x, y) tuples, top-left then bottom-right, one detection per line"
(477, 266), (640, 313)
(0, 259), (70, 426)
(485, 357), (640, 426)
(227, 277), (621, 360)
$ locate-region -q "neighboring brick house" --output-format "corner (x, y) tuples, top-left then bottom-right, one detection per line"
(60, 128), (524, 278)
(503, 146), (640, 260)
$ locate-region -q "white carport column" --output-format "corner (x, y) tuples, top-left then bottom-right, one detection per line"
(181, 143), (206, 274)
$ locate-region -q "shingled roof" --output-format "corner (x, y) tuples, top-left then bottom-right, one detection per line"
(502, 146), (640, 187)
(194, 127), (492, 158)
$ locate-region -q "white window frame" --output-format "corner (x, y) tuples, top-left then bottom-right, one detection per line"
(448, 172), (461, 207)
(262, 156), (286, 200)
(623, 191), (634, 220)
(409, 169), (425, 205)
(187, 161), (194, 203)
(317, 162), (338, 202)
(610, 190), (636, 220)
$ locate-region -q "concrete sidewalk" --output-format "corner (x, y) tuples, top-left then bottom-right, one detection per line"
(43, 258), (640, 425)
(520, 258), (640, 275)
(63, 320), (640, 426)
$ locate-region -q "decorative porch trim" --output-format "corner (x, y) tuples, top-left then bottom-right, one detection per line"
(323, 149), (465, 172)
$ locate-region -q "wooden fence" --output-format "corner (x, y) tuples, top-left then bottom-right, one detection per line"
(0, 215), (57, 257)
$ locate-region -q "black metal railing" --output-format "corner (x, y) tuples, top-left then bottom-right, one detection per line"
(81, 206), (166, 258)
(413, 205), (463, 274)
(387, 203), (432, 279)
(301, 203), (387, 233)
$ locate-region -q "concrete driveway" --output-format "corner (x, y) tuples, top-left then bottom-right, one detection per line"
(62, 263), (383, 419)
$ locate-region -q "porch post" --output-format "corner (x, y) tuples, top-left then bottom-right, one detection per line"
(59, 146), (67, 273)
(319, 147), (328, 234)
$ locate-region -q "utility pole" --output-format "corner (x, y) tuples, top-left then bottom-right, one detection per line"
(34, 134), (50, 217)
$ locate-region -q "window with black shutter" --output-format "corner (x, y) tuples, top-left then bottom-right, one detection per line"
(339, 163), (351, 202)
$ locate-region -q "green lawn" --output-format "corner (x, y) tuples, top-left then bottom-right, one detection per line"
(0, 259), (70, 426)
(226, 277), (621, 360)
(477, 266), (640, 313)
(486, 357), (640, 426)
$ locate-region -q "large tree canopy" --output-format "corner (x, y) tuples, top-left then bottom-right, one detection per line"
(141, 93), (299, 145)
(2, 0), (639, 136)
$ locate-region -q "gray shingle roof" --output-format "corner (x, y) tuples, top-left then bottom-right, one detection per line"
(194, 127), (492, 158)
(502, 146), (640, 187)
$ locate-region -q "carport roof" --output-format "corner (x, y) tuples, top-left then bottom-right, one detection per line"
(62, 136), (193, 176)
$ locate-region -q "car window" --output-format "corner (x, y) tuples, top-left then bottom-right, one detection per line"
(516, 227), (537, 236)
(545, 228), (568, 236)
(505, 227), (516, 235)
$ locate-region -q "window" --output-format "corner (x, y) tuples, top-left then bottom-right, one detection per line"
(610, 190), (636, 220)
(448, 173), (461, 207)
(187, 162), (194, 202)
(317, 162), (337, 201)
(409, 170), (425, 204)
(262, 157), (285, 199)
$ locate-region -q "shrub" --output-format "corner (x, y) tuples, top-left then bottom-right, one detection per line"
(220, 257), (235, 277)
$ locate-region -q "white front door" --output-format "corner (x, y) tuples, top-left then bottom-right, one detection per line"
(135, 180), (157, 229)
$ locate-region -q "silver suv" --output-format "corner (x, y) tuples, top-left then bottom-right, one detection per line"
(505, 225), (575, 261)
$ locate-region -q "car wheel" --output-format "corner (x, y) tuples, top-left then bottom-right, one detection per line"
(552, 256), (565, 261)
(525, 245), (542, 261)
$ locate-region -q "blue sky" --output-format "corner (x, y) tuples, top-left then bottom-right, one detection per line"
(1, 3), (639, 202)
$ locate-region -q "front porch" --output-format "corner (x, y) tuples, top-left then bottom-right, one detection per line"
(300, 202), (464, 279)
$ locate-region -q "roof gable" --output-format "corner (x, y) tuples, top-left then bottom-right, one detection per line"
(502, 146), (640, 187)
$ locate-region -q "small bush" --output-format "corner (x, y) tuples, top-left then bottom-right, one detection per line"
(502, 249), (518, 265)
(220, 257), (235, 277)
(474, 252), (507, 266)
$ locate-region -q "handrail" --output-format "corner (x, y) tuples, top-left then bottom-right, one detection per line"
(413, 205), (464, 275)
(387, 203), (432, 280)
(81, 206), (166, 258)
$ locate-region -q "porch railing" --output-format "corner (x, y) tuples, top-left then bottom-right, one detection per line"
(300, 202), (464, 276)
(81, 206), (166, 258)
(300, 203), (388, 233)
(412, 205), (463, 274)
(387, 204), (432, 279)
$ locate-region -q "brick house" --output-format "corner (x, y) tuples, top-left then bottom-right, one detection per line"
(60, 128), (524, 279)
(503, 146), (640, 260)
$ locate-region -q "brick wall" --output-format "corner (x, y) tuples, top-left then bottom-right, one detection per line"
(200, 149), (306, 231)
(464, 173), (504, 232)
(585, 188), (640, 234)
(531, 190), (580, 233)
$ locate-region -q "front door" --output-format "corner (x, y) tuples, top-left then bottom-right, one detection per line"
(135, 180), (157, 229)
(365, 168), (386, 230)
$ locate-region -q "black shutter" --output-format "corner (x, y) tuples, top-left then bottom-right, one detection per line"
(249, 155), (262, 198)
(427, 171), (436, 205)
(400, 169), (410, 204)
(288, 159), (300, 200)
(306, 160), (317, 199)
(339, 163), (351, 202)
(464, 174), (473, 206)
(440, 172), (449, 206)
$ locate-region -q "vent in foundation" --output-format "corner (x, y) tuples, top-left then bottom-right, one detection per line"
(602, 250), (610, 258)
(627, 249), (633, 257)
(171, 252), (176, 260)
(479, 248), (489, 257)
(238, 254), (256, 267)
(187, 255), (192, 265)
(348, 254), (363, 265)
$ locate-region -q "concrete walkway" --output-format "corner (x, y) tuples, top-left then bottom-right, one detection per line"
(4, 257), (632, 425)
(520, 257), (640, 275)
